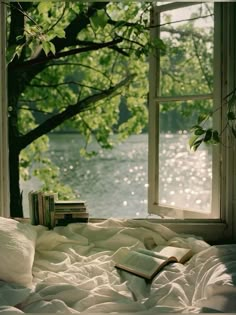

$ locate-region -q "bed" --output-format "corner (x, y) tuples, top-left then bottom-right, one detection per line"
(0, 216), (236, 314)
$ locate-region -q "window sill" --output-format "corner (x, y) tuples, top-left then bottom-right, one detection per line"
(89, 218), (229, 243)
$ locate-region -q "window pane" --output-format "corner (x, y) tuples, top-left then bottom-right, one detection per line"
(159, 100), (213, 213)
(21, 134), (149, 219)
(49, 134), (148, 218)
(159, 3), (214, 96)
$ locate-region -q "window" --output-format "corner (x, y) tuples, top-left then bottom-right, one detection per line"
(148, 2), (236, 241)
(0, 2), (235, 242)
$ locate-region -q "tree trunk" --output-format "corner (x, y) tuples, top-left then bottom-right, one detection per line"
(8, 138), (23, 218)
(8, 68), (23, 218)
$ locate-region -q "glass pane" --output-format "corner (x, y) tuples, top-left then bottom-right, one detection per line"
(159, 100), (213, 213)
(21, 134), (149, 219)
(159, 3), (214, 96)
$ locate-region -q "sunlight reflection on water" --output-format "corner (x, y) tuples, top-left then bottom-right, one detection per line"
(21, 133), (212, 218)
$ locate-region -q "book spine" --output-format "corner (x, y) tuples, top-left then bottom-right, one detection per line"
(37, 192), (44, 225)
(28, 191), (34, 225)
(54, 209), (88, 214)
(32, 192), (39, 225)
(54, 201), (86, 206)
(28, 191), (40, 225)
(54, 207), (87, 212)
(49, 194), (55, 229)
(43, 194), (51, 228)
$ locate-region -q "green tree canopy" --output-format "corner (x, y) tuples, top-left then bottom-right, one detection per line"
(7, 1), (156, 217)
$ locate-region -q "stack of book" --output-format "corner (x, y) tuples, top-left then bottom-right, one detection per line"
(28, 191), (56, 228)
(54, 199), (89, 226)
(28, 191), (89, 228)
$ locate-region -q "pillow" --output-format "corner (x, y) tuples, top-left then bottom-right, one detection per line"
(0, 217), (37, 287)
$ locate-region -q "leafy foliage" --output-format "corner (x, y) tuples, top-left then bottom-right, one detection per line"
(189, 89), (236, 151)
(159, 4), (214, 127)
(7, 1), (163, 215)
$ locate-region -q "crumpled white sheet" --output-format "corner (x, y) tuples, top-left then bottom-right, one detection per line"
(1, 219), (236, 314)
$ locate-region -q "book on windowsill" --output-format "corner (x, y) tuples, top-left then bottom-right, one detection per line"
(115, 245), (192, 280)
(54, 200), (86, 207)
(55, 215), (89, 226)
(28, 190), (56, 228)
(54, 206), (87, 212)
(28, 191), (90, 227)
(54, 211), (89, 219)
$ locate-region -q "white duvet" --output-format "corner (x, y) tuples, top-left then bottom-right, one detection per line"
(1, 218), (236, 314)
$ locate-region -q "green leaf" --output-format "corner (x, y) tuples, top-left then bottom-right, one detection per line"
(49, 42), (56, 55)
(194, 127), (205, 136)
(38, 2), (52, 14)
(193, 139), (203, 151)
(54, 28), (66, 39)
(204, 129), (213, 142)
(114, 21), (127, 28)
(152, 38), (166, 51)
(16, 35), (25, 43)
(190, 124), (202, 132)
(42, 41), (56, 55)
(42, 41), (51, 55)
(8, 44), (25, 61)
(231, 127), (236, 138)
(89, 10), (108, 29)
(197, 113), (209, 124)
(227, 111), (236, 120)
(188, 134), (200, 148)
(6, 45), (17, 63)
(189, 137), (203, 151)
(212, 130), (220, 143)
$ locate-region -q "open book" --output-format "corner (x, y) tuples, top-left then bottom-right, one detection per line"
(115, 245), (192, 280)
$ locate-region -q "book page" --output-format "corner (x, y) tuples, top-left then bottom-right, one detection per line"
(152, 245), (192, 263)
(115, 250), (167, 279)
(136, 248), (173, 261)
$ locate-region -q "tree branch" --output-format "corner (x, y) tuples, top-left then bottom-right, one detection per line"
(161, 26), (212, 41)
(29, 80), (106, 92)
(46, 3), (67, 33)
(8, 2), (34, 47)
(19, 105), (51, 115)
(7, 2), (109, 98)
(18, 74), (135, 150)
(19, 97), (48, 104)
(151, 13), (214, 29)
(43, 61), (113, 85)
(192, 36), (213, 92)
(12, 38), (123, 69)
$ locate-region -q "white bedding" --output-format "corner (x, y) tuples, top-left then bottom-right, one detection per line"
(1, 218), (236, 314)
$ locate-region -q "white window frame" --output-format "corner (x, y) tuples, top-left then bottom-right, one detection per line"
(0, 0), (10, 218)
(148, 2), (220, 220)
(148, 2), (236, 242)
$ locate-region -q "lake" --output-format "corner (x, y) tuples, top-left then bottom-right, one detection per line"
(21, 133), (212, 218)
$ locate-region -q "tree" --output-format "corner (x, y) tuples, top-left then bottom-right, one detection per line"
(7, 2), (158, 217)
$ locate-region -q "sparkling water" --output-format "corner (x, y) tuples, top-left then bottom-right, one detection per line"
(21, 133), (211, 218)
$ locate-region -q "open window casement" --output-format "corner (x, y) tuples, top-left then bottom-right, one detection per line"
(148, 2), (236, 242)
